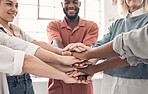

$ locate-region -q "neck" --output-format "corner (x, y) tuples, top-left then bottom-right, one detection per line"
(0, 18), (9, 29)
(128, 6), (142, 13)
(66, 16), (79, 24)
(65, 16), (79, 30)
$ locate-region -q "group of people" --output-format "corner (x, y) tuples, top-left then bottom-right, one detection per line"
(0, 0), (148, 94)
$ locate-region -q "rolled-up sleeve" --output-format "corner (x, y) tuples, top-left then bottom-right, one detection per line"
(47, 21), (62, 43)
(0, 32), (39, 56)
(113, 24), (148, 65)
(0, 45), (25, 75)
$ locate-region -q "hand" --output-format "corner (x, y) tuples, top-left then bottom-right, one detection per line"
(68, 70), (92, 84)
(62, 73), (78, 84)
(62, 51), (72, 56)
(72, 51), (88, 60)
(63, 43), (91, 52)
(78, 64), (98, 76)
(73, 60), (93, 68)
(59, 56), (82, 65)
(70, 64), (97, 77)
(58, 64), (77, 73)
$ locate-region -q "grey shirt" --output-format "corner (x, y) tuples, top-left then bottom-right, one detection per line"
(113, 24), (148, 66)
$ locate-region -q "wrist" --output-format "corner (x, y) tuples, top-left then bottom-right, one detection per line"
(57, 48), (63, 55)
(59, 72), (67, 80)
(57, 55), (65, 64)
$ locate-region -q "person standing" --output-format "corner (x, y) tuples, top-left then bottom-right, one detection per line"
(46, 0), (99, 94)
(94, 0), (148, 94)
(0, 0), (81, 94)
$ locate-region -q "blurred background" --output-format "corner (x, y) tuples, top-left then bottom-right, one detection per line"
(14, 0), (119, 94)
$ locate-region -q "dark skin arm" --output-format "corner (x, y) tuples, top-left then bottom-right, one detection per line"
(70, 57), (129, 82)
(79, 57), (129, 75)
(72, 41), (119, 60)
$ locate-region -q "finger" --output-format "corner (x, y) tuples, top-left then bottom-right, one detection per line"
(62, 51), (70, 56)
(81, 80), (89, 84)
(72, 72), (86, 77)
(78, 75), (83, 81)
(74, 63), (79, 67)
(77, 46), (87, 52)
(63, 44), (73, 51)
(73, 47), (82, 52)
(87, 76), (93, 81)
(75, 59), (84, 63)
(68, 70), (78, 77)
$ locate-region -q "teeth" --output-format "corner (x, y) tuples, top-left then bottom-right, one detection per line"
(69, 10), (74, 12)
(9, 14), (16, 17)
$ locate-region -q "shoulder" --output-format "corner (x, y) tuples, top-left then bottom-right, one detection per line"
(81, 19), (98, 29)
(111, 18), (125, 27)
(47, 20), (63, 28)
(83, 19), (97, 25)
(48, 20), (62, 26)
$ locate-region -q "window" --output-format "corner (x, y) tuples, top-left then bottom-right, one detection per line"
(38, 0), (86, 20)
(17, 0), (101, 42)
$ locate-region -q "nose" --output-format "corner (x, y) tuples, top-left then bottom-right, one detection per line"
(11, 6), (17, 12)
(68, 2), (75, 7)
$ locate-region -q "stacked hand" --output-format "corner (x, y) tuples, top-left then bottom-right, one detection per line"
(61, 43), (97, 84)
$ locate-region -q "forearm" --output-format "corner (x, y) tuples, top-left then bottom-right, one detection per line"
(96, 57), (129, 72)
(47, 63), (76, 72)
(72, 42), (119, 60)
(86, 42), (119, 59)
(34, 48), (62, 64)
(113, 25), (148, 59)
(23, 54), (66, 80)
(33, 41), (63, 55)
(88, 58), (99, 64)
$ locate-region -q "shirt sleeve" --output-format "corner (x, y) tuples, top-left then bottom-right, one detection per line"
(0, 32), (39, 56)
(20, 30), (35, 43)
(113, 24), (148, 65)
(47, 21), (62, 43)
(83, 22), (99, 46)
(0, 45), (25, 75)
(94, 21), (116, 47)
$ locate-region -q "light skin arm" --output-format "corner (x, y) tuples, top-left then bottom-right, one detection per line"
(32, 40), (63, 55)
(23, 54), (77, 83)
(34, 48), (82, 65)
(48, 38), (76, 72)
(47, 63), (77, 73)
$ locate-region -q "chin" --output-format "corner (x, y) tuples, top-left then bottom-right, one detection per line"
(7, 19), (14, 22)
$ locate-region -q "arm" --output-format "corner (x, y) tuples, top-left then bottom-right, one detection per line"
(46, 22), (77, 70)
(72, 41), (119, 60)
(0, 45), (25, 75)
(0, 32), (81, 65)
(113, 24), (148, 59)
(47, 63), (77, 73)
(71, 57), (129, 77)
(32, 40), (63, 55)
(23, 54), (77, 83)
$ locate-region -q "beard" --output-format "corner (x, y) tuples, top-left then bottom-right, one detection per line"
(63, 8), (79, 20)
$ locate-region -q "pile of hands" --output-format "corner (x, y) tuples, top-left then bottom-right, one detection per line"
(60, 43), (98, 84)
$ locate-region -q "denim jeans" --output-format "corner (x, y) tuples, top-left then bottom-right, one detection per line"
(7, 73), (35, 94)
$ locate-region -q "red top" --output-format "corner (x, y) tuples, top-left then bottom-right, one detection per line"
(47, 17), (99, 47)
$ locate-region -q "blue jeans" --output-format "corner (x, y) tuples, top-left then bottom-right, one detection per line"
(7, 73), (35, 94)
